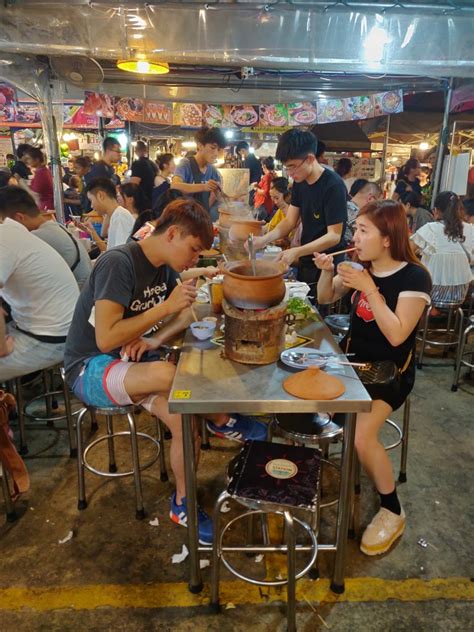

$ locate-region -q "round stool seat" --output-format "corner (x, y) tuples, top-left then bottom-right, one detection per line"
(274, 412), (344, 441)
(92, 405), (136, 416)
(324, 314), (350, 337)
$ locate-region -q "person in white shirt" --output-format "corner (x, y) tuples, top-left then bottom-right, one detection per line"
(411, 190), (473, 305)
(0, 213), (80, 381)
(0, 186), (92, 289)
(78, 177), (135, 251)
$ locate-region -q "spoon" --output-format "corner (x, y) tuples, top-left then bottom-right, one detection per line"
(248, 233), (257, 276)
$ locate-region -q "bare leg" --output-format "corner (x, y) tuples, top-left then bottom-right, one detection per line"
(354, 399), (394, 494)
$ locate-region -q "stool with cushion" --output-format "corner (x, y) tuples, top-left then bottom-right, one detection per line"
(211, 440), (321, 632)
(76, 404), (167, 520)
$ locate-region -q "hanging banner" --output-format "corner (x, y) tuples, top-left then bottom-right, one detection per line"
(287, 103), (318, 126)
(63, 104), (99, 128)
(0, 83), (17, 123)
(174, 103), (203, 128)
(144, 100), (173, 125)
(115, 97), (145, 123)
(83, 92), (115, 118)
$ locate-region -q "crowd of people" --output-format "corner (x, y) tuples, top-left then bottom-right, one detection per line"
(0, 125), (473, 555)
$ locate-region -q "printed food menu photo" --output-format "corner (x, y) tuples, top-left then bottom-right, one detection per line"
(203, 104), (235, 128)
(287, 102), (318, 126)
(174, 103), (203, 128)
(143, 101), (173, 125)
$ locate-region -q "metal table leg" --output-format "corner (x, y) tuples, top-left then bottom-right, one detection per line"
(182, 413), (203, 593)
(330, 412), (356, 594)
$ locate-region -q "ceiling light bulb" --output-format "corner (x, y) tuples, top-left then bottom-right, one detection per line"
(419, 142), (429, 151)
(136, 60), (150, 73)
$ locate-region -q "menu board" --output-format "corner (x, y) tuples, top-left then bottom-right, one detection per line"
(83, 92), (115, 118)
(288, 102), (318, 126)
(203, 104), (235, 128)
(259, 104), (288, 128)
(144, 100), (173, 125)
(229, 105), (259, 128)
(115, 97), (144, 122)
(174, 103), (203, 128)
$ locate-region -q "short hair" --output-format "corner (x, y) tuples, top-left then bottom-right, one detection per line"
(85, 177), (117, 199)
(335, 157), (352, 178)
(0, 185), (40, 219)
(262, 156), (275, 171)
(152, 188), (184, 219)
(103, 136), (121, 153)
(236, 141), (250, 153)
(157, 152), (174, 171)
(350, 179), (381, 199)
(276, 129), (318, 163)
(6, 153), (15, 161)
(26, 147), (45, 163)
(69, 175), (81, 189)
(349, 178), (369, 197)
(315, 140), (327, 159)
(194, 126), (226, 149)
(74, 156), (91, 170)
(16, 143), (33, 159)
(153, 197), (213, 249)
(401, 191), (422, 207)
(135, 140), (147, 151)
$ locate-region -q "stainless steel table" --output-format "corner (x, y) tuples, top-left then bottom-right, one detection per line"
(169, 314), (371, 594)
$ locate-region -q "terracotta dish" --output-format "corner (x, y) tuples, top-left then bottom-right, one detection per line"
(283, 367), (346, 400)
(222, 260), (287, 309)
(228, 218), (265, 241)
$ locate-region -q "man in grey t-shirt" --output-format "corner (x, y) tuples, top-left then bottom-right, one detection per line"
(0, 187), (92, 289)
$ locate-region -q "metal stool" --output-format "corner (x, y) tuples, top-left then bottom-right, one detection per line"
(12, 365), (79, 457)
(452, 315), (474, 392)
(211, 441), (321, 632)
(0, 463), (17, 523)
(76, 405), (167, 520)
(416, 302), (464, 368)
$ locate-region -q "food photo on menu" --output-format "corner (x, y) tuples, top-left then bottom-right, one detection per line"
(230, 104), (259, 127)
(287, 102), (318, 126)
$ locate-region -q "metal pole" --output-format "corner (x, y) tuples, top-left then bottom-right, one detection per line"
(431, 78), (454, 204)
(39, 75), (65, 222)
(379, 114), (391, 191)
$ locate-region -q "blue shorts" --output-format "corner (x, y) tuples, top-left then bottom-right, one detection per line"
(72, 354), (132, 408)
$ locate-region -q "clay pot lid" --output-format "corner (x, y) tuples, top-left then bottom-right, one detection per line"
(283, 368), (346, 400)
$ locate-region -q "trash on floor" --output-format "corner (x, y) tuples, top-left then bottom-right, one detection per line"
(199, 559), (210, 569)
(58, 530), (73, 544)
(149, 517), (160, 527)
(171, 544), (189, 564)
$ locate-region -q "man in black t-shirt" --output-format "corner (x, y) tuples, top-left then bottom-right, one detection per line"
(11, 143), (33, 183)
(130, 140), (157, 203)
(252, 129), (347, 291)
(236, 141), (263, 207)
(88, 136), (121, 186)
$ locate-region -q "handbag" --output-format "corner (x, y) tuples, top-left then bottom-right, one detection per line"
(344, 291), (412, 386)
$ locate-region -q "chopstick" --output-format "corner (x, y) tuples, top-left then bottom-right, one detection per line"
(176, 279), (199, 322)
(327, 246), (357, 257)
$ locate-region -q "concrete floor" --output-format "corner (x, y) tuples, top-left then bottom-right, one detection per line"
(0, 352), (472, 632)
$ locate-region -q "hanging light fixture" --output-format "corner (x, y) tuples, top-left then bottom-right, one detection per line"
(117, 57), (170, 75)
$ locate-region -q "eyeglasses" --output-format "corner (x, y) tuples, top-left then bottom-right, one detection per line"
(284, 156), (309, 175)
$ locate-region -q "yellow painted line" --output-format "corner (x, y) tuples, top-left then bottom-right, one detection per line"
(0, 578), (472, 611)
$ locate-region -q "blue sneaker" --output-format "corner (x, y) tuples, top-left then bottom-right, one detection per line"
(169, 493), (213, 546)
(206, 414), (268, 442)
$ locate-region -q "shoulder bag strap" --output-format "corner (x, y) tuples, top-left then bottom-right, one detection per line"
(57, 223), (81, 272)
(188, 157), (208, 210)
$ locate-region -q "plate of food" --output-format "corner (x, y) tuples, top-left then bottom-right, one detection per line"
(286, 297), (318, 321)
(230, 105), (259, 127)
(381, 91), (402, 114)
(288, 103), (318, 126)
(204, 104), (226, 127)
(317, 99), (345, 124)
(347, 96), (372, 120)
(259, 104), (288, 127)
(116, 97), (144, 122)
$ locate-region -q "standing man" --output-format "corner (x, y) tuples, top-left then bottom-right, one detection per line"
(171, 127), (226, 220)
(78, 177), (135, 252)
(252, 129), (348, 292)
(74, 156), (92, 212)
(236, 141), (262, 207)
(11, 144), (32, 185)
(130, 140), (157, 204)
(88, 137), (121, 185)
(0, 186), (92, 289)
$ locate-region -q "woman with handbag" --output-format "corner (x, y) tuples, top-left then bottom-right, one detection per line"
(314, 200), (432, 556)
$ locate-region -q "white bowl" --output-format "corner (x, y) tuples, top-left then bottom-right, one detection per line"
(190, 320), (216, 340)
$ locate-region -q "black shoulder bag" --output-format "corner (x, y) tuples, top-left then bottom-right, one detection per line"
(344, 290), (410, 387)
(57, 223), (81, 272)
